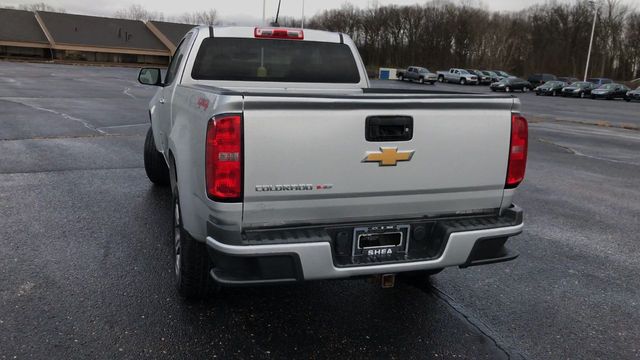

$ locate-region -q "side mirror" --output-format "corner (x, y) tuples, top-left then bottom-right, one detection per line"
(138, 68), (163, 86)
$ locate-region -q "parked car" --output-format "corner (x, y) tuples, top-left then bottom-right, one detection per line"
(397, 66), (437, 84)
(137, 26), (526, 298)
(490, 77), (532, 92)
(527, 73), (557, 87)
(482, 70), (502, 82)
(591, 83), (631, 100)
(625, 86), (640, 102)
(436, 68), (478, 85)
(587, 78), (613, 86)
(558, 77), (579, 84)
(467, 69), (492, 85)
(492, 70), (512, 79)
(561, 81), (595, 98)
(535, 81), (567, 96)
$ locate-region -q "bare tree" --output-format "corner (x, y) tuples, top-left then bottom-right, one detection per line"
(175, 9), (219, 25)
(18, 2), (65, 12)
(114, 4), (164, 21)
(308, 0), (640, 80)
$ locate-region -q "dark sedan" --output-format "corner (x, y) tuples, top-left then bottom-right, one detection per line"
(535, 81), (567, 96)
(588, 78), (613, 86)
(561, 81), (595, 98)
(624, 87), (640, 102)
(482, 70), (501, 82)
(558, 77), (579, 84)
(490, 77), (532, 92)
(467, 69), (492, 85)
(493, 70), (512, 79)
(591, 83), (631, 100)
(528, 73), (557, 87)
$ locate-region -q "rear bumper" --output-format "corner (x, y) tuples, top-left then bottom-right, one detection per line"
(206, 206), (523, 285)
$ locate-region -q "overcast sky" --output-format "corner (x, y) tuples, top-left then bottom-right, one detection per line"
(0, 0), (636, 21)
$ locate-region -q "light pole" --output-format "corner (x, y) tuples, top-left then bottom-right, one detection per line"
(583, 0), (600, 81)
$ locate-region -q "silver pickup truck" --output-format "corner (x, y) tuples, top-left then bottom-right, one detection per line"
(437, 68), (479, 85)
(138, 26), (527, 299)
(397, 66), (437, 84)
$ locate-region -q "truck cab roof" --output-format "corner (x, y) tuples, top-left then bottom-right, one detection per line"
(193, 25), (344, 44)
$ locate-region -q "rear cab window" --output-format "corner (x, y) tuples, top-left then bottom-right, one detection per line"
(191, 38), (360, 83)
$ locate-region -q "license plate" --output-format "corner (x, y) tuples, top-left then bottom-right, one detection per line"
(352, 224), (410, 257)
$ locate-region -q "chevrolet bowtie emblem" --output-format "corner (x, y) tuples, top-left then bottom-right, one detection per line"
(363, 147), (415, 166)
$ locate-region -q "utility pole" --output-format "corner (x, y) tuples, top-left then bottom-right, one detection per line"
(301, 0), (305, 29)
(584, 0), (600, 82)
(262, 0), (266, 26)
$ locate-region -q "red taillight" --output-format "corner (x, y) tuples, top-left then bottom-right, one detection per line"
(506, 113), (528, 188)
(254, 27), (304, 40)
(206, 114), (242, 201)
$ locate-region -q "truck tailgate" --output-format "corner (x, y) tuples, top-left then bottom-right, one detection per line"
(241, 95), (514, 228)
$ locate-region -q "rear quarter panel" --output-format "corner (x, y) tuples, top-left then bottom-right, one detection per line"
(168, 86), (244, 240)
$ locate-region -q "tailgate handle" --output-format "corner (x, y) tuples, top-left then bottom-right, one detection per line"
(366, 116), (413, 142)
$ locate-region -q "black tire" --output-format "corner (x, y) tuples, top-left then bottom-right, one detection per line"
(580, 92), (586, 98)
(625, 98), (631, 102)
(173, 190), (215, 300)
(438, 75), (444, 83)
(552, 90), (557, 97)
(144, 127), (170, 186)
(460, 78), (467, 85)
(505, 86), (512, 93)
(419, 77), (425, 84)
(398, 75), (404, 81)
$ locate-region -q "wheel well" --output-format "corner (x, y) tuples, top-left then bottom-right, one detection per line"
(168, 150), (178, 188)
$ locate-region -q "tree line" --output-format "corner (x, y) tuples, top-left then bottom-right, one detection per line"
(112, 5), (220, 26)
(307, 0), (640, 81)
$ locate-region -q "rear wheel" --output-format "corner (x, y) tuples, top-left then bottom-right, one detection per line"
(580, 92), (586, 98)
(398, 75), (404, 81)
(173, 190), (215, 300)
(419, 77), (425, 84)
(505, 86), (512, 93)
(438, 75), (445, 83)
(144, 127), (170, 186)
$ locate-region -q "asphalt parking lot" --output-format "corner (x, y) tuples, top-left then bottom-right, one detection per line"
(1, 62), (639, 359)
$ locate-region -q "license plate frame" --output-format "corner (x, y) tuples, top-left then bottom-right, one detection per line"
(352, 224), (410, 258)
